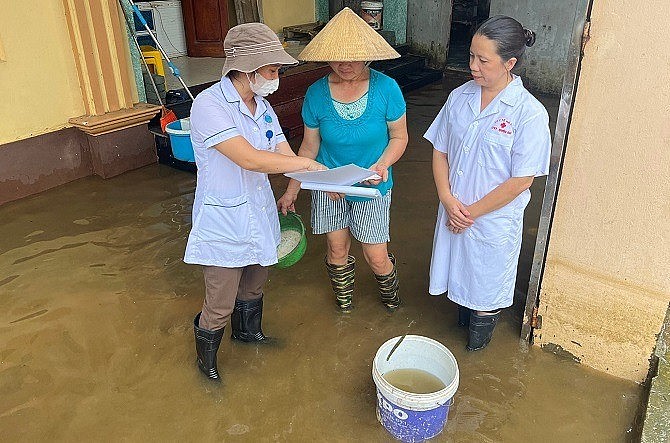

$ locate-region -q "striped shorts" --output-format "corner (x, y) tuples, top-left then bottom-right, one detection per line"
(310, 190), (392, 244)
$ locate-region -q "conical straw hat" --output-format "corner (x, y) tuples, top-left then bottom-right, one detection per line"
(298, 7), (400, 62)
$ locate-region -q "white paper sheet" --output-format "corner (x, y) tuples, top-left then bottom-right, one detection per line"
(299, 183), (382, 199)
(285, 164), (380, 186)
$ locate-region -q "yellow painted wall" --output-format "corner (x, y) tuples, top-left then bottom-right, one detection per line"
(262, 0), (316, 34)
(536, 0), (670, 382)
(0, 0), (84, 145)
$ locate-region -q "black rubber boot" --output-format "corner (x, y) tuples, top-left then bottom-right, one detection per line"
(458, 305), (472, 327)
(374, 253), (400, 311)
(231, 297), (270, 342)
(193, 312), (224, 380)
(325, 255), (356, 312)
(466, 311), (500, 351)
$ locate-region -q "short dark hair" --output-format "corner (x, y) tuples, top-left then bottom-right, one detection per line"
(475, 15), (536, 66)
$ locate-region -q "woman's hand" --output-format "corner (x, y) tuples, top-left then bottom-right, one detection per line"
(277, 190), (298, 215)
(443, 196), (474, 233)
(304, 159), (327, 171)
(327, 192), (345, 200)
(447, 219), (470, 234)
(363, 162), (388, 186)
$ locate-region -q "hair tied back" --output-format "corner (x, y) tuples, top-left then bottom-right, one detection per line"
(524, 28), (536, 47)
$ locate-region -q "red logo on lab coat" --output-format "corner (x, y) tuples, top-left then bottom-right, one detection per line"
(492, 118), (513, 135)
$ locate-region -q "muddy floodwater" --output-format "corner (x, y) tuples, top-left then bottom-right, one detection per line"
(0, 80), (643, 441)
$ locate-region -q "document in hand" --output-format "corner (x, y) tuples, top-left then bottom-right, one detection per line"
(285, 164), (383, 198)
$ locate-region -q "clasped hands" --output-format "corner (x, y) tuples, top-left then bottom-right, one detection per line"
(444, 196), (476, 234)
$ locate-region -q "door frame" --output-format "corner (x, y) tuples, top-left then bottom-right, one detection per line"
(520, 0), (594, 342)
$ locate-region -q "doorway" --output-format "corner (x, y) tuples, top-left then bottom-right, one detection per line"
(520, 0), (593, 341)
(181, 0), (231, 57)
(446, 0), (490, 71)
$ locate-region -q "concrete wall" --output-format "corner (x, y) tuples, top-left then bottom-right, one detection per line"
(316, 0), (329, 22)
(490, 0), (579, 94)
(0, 0), (84, 145)
(407, 0), (452, 67)
(383, 0), (408, 45)
(263, 0), (315, 33)
(536, 0), (670, 382)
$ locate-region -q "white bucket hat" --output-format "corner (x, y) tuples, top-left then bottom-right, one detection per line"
(221, 23), (298, 77)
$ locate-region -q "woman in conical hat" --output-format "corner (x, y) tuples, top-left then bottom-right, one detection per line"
(278, 8), (409, 313)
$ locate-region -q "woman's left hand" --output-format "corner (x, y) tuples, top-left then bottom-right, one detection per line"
(327, 192), (345, 200)
(364, 162), (388, 185)
(447, 203), (480, 234)
(447, 221), (466, 234)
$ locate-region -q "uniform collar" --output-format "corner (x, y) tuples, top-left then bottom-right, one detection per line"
(219, 75), (268, 120)
(465, 75), (523, 118)
(499, 75), (523, 106)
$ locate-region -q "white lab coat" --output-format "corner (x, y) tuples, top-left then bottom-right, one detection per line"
(424, 76), (551, 310)
(184, 76), (286, 268)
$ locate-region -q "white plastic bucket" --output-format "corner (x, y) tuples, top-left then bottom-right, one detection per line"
(372, 335), (459, 442)
(360, 1), (383, 30)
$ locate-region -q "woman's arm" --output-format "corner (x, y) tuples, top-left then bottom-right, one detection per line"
(275, 140), (297, 157)
(432, 149), (473, 230)
(277, 126), (322, 214)
(467, 176), (534, 219)
(213, 135), (323, 173)
(368, 115), (409, 183)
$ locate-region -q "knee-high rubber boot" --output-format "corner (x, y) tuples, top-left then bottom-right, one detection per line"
(466, 311), (500, 351)
(325, 255), (356, 311)
(194, 312), (224, 380)
(374, 253), (401, 311)
(231, 297), (269, 342)
(458, 305), (472, 327)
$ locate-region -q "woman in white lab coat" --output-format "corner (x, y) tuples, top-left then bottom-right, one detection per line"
(424, 16), (551, 351)
(184, 23), (324, 380)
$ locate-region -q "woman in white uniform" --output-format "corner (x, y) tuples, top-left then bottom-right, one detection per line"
(184, 23), (325, 380)
(424, 16), (551, 351)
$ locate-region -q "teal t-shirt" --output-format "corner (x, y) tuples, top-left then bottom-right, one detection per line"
(302, 69), (406, 201)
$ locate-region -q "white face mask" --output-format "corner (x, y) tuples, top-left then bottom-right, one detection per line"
(247, 72), (279, 97)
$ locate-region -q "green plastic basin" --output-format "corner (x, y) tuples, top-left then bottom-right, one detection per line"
(276, 212), (307, 269)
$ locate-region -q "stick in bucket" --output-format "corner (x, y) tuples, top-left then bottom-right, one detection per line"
(386, 320), (415, 361)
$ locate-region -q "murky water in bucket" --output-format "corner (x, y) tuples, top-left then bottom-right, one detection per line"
(384, 368), (446, 394)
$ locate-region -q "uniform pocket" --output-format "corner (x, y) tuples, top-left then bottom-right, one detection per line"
(198, 195), (251, 243)
(480, 131), (513, 171)
(467, 215), (513, 275)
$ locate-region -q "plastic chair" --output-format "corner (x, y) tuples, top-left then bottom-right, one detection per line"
(140, 45), (165, 77)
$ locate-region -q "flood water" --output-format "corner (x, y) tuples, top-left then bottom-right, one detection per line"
(0, 79), (643, 441)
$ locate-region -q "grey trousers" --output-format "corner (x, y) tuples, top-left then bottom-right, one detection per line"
(199, 265), (269, 331)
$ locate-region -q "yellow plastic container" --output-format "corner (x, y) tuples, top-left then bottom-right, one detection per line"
(140, 45), (165, 76)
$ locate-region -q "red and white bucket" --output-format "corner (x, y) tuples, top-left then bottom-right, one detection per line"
(360, 1), (383, 30)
